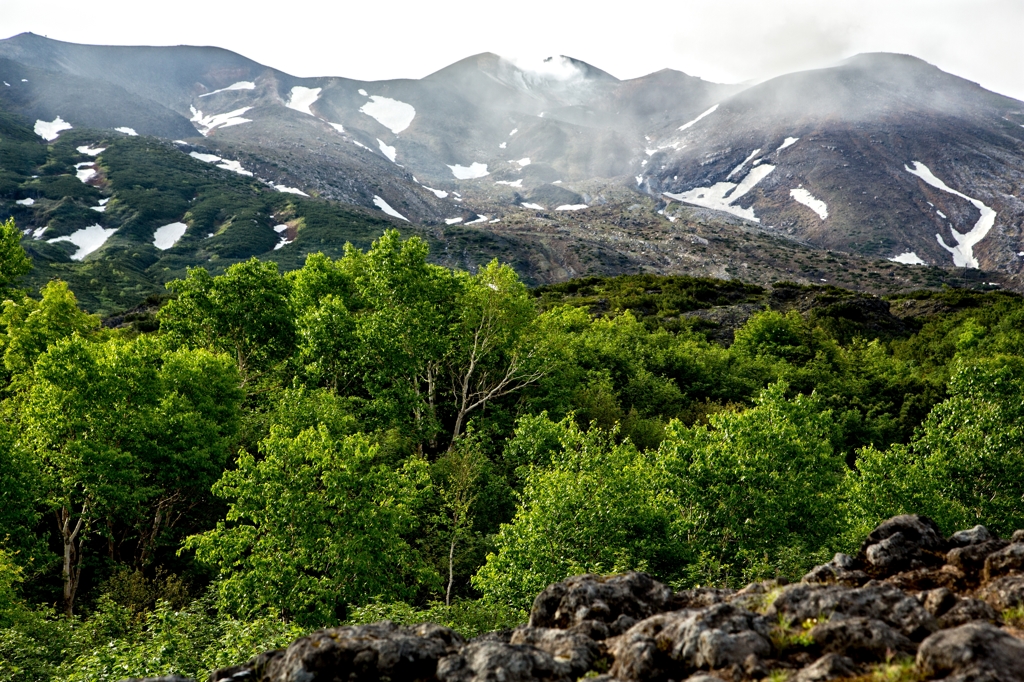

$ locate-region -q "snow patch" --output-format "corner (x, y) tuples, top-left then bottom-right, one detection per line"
(190, 106), (253, 135)
(91, 197), (109, 213)
(521, 203), (545, 210)
(790, 188), (828, 220)
(663, 164), (776, 222)
(422, 186), (448, 198)
(636, 175), (643, 187)
(358, 89), (368, 96)
(499, 142), (507, 149)
(359, 96), (416, 134)
(34, 117), (72, 141)
(495, 179), (523, 188)
(286, 86), (321, 116)
(678, 104), (718, 132)
(509, 128), (518, 136)
(200, 81), (255, 97)
(15, 198), (34, 206)
(889, 252), (926, 265)
(555, 204), (588, 211)
(377, 139), (397, 162)
(115, 127), (138, 136)
(448, 163), (489, 179)
(75, 162), (97, 183)
(517, 157), (531, 167)
(466, 215), (488, 224)
(937, 210), (947, 219)
(445, 217), (463, 225)
(274, 237), (293, 250)
(153, 222), (187, 250)
(777, 137), (800, 152)
(727, 148), (762, 180)
(47, 224), (116, 260)
(274, 185), (309, 197)
(905, 161), (997, 268)
(328, 122), (345, 133)
(372, 195), (409, 221)
(31, 227), (47, 240)
(77, 145), (105, 156)
(489, 219), (500, 223)
(273, 224), (289, 233)
(188, 151), (253, 176)
(189, 152), (222, 163)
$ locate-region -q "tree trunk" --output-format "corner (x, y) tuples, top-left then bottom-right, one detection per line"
(446, 534), (456, 607)
(58, 504), (87, 617)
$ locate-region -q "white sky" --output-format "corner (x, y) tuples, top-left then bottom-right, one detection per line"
(2, 0), (1022, 101)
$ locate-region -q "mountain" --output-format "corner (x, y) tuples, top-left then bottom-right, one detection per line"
(0, 32), (1022, 312)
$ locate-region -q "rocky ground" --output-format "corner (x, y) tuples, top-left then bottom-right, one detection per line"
(126, 515), (1024, 682)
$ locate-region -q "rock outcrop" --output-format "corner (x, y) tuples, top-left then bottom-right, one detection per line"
(126, 515), (1024, 682)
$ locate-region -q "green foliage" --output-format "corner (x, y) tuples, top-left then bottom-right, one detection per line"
(0, 280), (100, 375)
(187, 426), (435, 627)
(0, 219), (30, 296)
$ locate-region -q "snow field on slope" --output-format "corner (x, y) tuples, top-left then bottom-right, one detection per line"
(790, 188), (828, 220)
(678, 104), (718, 132)
(495, 179), (523, 188)
(445, 217), (463, 225)
(448, 163), (489, 180)
(905, 161), (996, 268)
(360, 96), (416, 134)
(115, 127), (138, 136)
(466, 216), (488, 224)
(15, 198), (34, 206)
(727, 149), (762, 180)
(521, 203), (545, 210)
(275, 185), (309, 197)
(663, 164), (775, 222)
(77, 145), (105, 156)
(555, 204), (588, 211)
(421, 186), (448, 198)
(287, 87), (321, 116)
(200, 81), (255, 97)
(153, 222), (188, 250)
(75, 163), (97, 183)
(35, 117), (72, 141)
(377, 139), (397, 162)
(190, 106), (253, 135)
(777, 137), (800, 152)
(47, 224), (117, 260)
(889, 252), (926, 265)
(188, 151), (253, 177)
(372, 195), (408, 221)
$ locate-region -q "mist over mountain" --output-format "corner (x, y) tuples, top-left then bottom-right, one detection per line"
(1, 31), (1023, 308)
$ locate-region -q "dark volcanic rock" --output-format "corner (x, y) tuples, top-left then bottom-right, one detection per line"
(948, 525), (994, 547)
(947, 539), (1009, 580)
(793, 653), (857, 682)
(937, 598), (1000, 628)
(808, 616), (915, 661)
(529, 572), (672, 636)
(437, 640), (570, 682)
(916, 622), (1024, 682)
(508, 626), (602, 678)
(977, 575), (1024, 611)
(857, 514), (947, 576)
(803, 552), (870, 587)
(983, 542), (1024, 582)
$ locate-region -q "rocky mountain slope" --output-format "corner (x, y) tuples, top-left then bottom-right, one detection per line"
(1, 32), (1023, 308)
(121, 515), (1024, 682)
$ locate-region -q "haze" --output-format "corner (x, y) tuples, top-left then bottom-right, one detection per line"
(2, 0), (1022, 101)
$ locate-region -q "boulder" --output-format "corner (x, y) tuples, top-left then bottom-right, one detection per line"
(437, 641), (570, 682)
(793, 653), (857, 682)
(508, 626), (602, 677)
(983, 542), (1024, 582)
(937, 598), (1000, 628)
(977, 575), (1024, 611)
(916, 622), (1024, 682)
(670, 586), (736, 610)
(857, 515), (946, 576)
(765, 582), (938, 640)
(802, 553), (869, 587)
(808, 617), (914, 661)
(948, 525), (994, 547)
(947, 539), (1009, 579)
(609, 603), (771, 681)
(529, 572), (672, 636)
(217, 621), (464, 682)
(919, 587), (958, 617)
(1013, 530), (1024, 543)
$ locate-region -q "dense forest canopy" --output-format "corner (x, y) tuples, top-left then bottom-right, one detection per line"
(2, 218), (1024, 680)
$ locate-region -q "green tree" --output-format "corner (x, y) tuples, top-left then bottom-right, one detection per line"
(186, 426), (434, 627)
(0, 218), (31, 298)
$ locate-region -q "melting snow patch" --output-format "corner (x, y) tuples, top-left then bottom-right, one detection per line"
(47, 224), (116, 260)
(273, 224), (289, 233)
(521, 203), (545, 210)
(777, 137), (800, 152)
(286, 86), (321, 116)
(32, 227), (47, 239)
(34, 117), (72, 141)
(445, 217), (463, 225)
(889, 252), (926, 265)
(274, 185), (309, 196)
(328, 122), (345, 133)
(190, 106), (253, 135)
(495, 179), (523, 188)
(377, 139), (397, 162)
(274, 237), (293, 250)
(489, 218), (500, 223)
(937, 210), (947, 218)
(216, 159), (252, 176)
(448, 163), (489, 180)
(466, 215), (488, 224)
(372, 195), (409, 221)
(790, 188), (828, 220)
(91, 198), (110, 212)
(360, 96), (416, 134)
(499, 142), (507, 149)
(115, 127), (138, 136)
(15, 198), (34, 206)
(509, 128), (518, 136)
(75, 163), (97, 183)
(727, 149), (762, 180)
(555, 204), (587, 211)
(190, 152), (222, 163)
(200, 81), (255, 97)
(636, 175), (643, 186)
(663, 164), (775, 222)
(678, 104), (718, 132)
(358, 89), (368, 96)
(517, 157), (531, 167)
(353, 140), (372, 151)
(153, 222), (187, 250)
(77, 145), (105, 156)
(422, 186), (448, 198)
(905, 161), (996, 268)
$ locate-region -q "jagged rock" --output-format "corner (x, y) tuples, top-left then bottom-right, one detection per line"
(884, 565), (962, 593)
(920, 587), (958, 617)
(437, 640), (570, 682)
(802, 553), (869, 587)
(977, 575), (1024, 611)
(209, 650), (283, 681)
(217, 621), (464, 682)
(937, 598), (1000, 628)
(916, 622), (1024, 682)
(727, 580), (787, 612)
(857, 515), (946, 576)
(983, 542), (1024, 582)
(793, 653), (858, 682)
(508, 626), (602, 677)
(949, 525), (994, 547)
(609, 603), (771, 681)
(1013, 530), (1024, 543)
(947, 539), (1009, 578)
(671, 586), (736, 610)
(808, 616), (914, 661)
(765, 583), (938, 640)
(529, 572), (672, 636)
